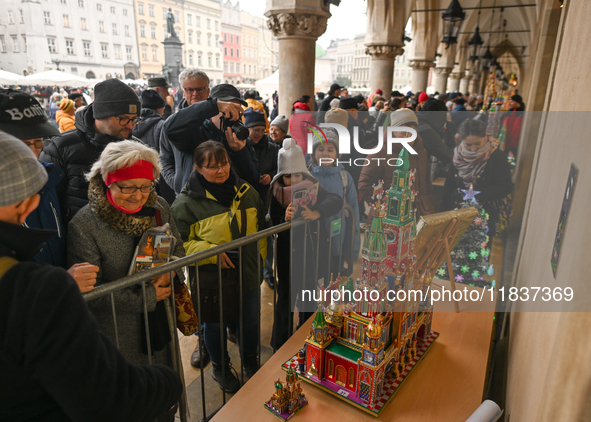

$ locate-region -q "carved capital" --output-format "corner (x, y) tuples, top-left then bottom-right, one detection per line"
(408, 60), (435, 70)
(449, 72), (462, 80)
(365, 44), (404, 59)
(266, 12), (328, 39)
(433, 67), (453, 76)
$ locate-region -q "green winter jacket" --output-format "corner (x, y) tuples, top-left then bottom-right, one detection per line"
(172, 170), (267, 291)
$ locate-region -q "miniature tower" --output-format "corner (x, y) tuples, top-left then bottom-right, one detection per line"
(305, 306), (332, 380)
(383, 148), (418, 294)
(359, 200), (389, 313)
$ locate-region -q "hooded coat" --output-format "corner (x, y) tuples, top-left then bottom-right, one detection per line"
(309, 164), (360, 262)
(132, 109), (165, 152)
(39, 103), (142, 224)
(56, 110), (76, 133)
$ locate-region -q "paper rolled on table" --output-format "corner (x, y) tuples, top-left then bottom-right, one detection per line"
(465, 400), (503, 422)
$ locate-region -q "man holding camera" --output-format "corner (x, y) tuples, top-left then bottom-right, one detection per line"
(163, 83), (262, 193)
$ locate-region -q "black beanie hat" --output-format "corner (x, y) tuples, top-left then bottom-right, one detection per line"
(93, 79), (141, 119)
(141, 90), (166, 110)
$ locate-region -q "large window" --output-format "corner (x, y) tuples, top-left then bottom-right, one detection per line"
(11, 36), (19, 53)
(44, 11), (51, 24)
(96, 4), (102, 11)
(62, 14), (70, 27)
(208, 56), (211, 67)
(46, 37), (56, 53)
(150, 26), (156, 39)
(149, 5), (154, 17)
(196, 16), (200, 27)
(188, 54), (193, 65)
(206, 18), (210, 29)
(78, 0), (84, 7)
(207, 33), (211, 46)
(216, 56), (219, 67)
(141, 45), (147, 60)
(21, 35), (26, 53)
(112, 23), (117, 35)
(124, 25), (130, 37)
(66, 39), (74, 55)
(187, 14), (192, 25)
(140, 24), (145, 37)
(123, 9), (128, 17)
(101, 43), (108, 58)
(114, 45), (121, 59)
(98, 21), (104, 33)
(188, 31), (192, 43)
(110, 6), (115, 14)
(0, 37), (5, 53)
(215, 21), (218, 30)
(7, 11), (14, 24)
(198, 54), (202, 66)
(80, 17), (87, 30)
(138, 3), (144, 15)
(126, 46), (132, 60)
(196, 32), (201, 45)
(151, 46), (157, 61)
(83, 41), (91, 56)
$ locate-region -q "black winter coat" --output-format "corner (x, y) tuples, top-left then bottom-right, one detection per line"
(39, 104), (141, 224)
(163, 98), (262, 193)
(248, 135), (279, 201)
(132, 109), (165, 152)
(0, 221), (182, 421)
(442, 148), (513, 237)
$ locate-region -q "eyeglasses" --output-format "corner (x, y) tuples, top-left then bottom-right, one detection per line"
(183, 87), (208, 95)
(114, 182), (155, 194)
(114, 116), (141, 126)
(201, 162), (229, 171)
(250, 128), (265, 134)
(23, 140), (44, 149)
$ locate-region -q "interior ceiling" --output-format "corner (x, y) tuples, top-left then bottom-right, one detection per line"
(418, 0), (540, 61)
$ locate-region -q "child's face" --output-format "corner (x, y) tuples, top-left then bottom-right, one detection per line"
(283, 173), (303, 186)
(314, 143), (337, 166)
(314, 142), (337, 167)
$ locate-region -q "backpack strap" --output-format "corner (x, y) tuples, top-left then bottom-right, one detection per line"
(155, 209), (163, 226)
(340, 169), (350, 218)
(0, 256), (19, 280)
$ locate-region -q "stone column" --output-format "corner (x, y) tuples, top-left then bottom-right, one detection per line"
(448, 72), (461, 92)
(265, 8), (330, 116)
(459, 70), (470, 94)
(409, 60), (434, 93)
(468, 73), (481, 95)
(433, 67), (452, 94)
(366, 45), (403, 95)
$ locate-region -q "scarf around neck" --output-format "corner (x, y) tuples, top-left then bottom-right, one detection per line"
(197, 171), (237, 208)
(453, 136), (498, 184)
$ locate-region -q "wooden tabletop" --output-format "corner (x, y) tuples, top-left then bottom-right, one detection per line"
(212, 305), (494, 422)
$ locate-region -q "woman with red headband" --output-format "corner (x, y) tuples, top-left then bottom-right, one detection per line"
(67, 140), (185, 422)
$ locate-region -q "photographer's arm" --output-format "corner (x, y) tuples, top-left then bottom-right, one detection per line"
(163, 98), (220, 154)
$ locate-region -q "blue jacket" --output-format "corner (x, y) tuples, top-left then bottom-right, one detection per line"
(309, 164), (360, 261)
(24, 162), (67, 268)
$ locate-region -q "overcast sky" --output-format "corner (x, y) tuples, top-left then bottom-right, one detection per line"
(238, 1), (368, 49)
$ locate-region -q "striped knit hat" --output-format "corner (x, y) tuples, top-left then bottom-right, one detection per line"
(59, 98), (75, 112)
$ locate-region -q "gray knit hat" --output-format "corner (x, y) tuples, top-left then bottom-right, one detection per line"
(389, 108), (418, 127)
(0, 131), (47, 207)
(312, 128), (339, 154)
(270, 115), (289, 133)
(271, 138), (312, 185)
(93, 79), (141, 119)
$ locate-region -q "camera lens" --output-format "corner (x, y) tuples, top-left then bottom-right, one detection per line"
(231, 122), (250, 141)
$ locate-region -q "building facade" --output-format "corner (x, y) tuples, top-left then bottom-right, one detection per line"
(239, 11), (257, 85)
(0, 0), (140, 79)
(256, 15), (277, 81)
(133, 0), (184, 79)
(352, 33), (371, 93)
(183, 0), (222, 86)
(220, 0), (240, 85)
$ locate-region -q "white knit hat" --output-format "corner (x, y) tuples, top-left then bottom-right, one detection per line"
(388, 108), (418, 127)
(271, 138), (312, 185)
(312, 128), (339, 154)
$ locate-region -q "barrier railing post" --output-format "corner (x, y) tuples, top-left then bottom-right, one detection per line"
(141, 280), (153, 365)
(217, 256), (226, 405)
(110, 293), (119, 349)
(239, 245), (244, 385)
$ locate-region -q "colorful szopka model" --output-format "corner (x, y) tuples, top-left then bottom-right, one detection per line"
(283, 149), (439, 417)
(264, 363), (308, 420)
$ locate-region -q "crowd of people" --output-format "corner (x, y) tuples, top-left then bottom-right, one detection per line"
(0, 69), (518, 419)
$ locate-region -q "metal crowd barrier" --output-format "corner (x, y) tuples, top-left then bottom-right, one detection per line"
(82, 204), (356, 422)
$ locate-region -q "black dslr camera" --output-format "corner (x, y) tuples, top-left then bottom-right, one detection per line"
(220, 114), (249, 141)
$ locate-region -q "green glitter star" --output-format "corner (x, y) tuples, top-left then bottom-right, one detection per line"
(481, 248), (490, 257)
(472, 270), (480, 278)
(437, 268), (446, 276)
(469, 251), (478, 259)
(461, 265), (470, 273)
